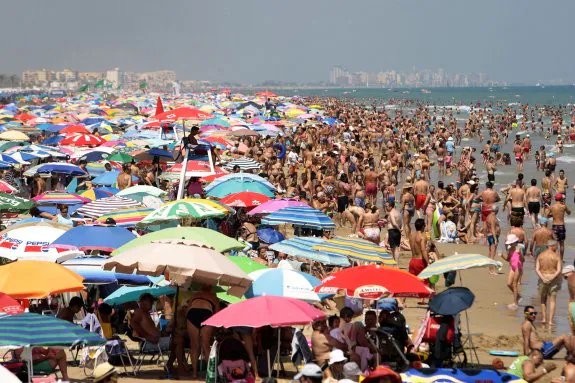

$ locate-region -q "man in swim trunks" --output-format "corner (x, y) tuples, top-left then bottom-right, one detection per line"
(413, 174), (429, 219)
(408, 218), (429, 279)
(479, 181), (500, 223)
(536, 241), (562, 326)
(526, 179), (542, 228)
(529, 217), (553, 259)
(358, 204), (381, 244)
(364, 165), (378, 205)
(549, 193), (571, 260)
(522, 305), (572, 359)
(386, 201), (403, 262)
(505, 182), (526, 228)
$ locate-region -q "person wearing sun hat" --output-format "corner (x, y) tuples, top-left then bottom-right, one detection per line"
(502, 233), (523, 310)
(294, 363), (323, 383)
(93, 362), (118, 382)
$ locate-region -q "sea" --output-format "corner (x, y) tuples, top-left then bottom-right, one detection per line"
(276, 85), (575, 334)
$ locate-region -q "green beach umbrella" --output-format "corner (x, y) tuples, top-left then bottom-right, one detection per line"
(0, 312), (105, 347)
(107, 152), (134, 163)
(0, 193), (33, 213)
(138, 198), (233, 226)
(216, 257), (268, 304)
(112, 227), (245, 255)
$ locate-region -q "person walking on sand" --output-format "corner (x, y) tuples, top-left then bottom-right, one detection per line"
(526, 179), (542, 228)
(502, 234), (524, 310)
(484, 205), (500, 275)
(535, 240), (562, 326)
(548, 193), (571, 260)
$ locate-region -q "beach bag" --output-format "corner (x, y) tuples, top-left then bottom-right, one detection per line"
(206, 340), (219, 383)
(79, 345), (108, 375)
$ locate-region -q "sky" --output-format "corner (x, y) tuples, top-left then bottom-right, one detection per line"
(3, 0), (575, 84)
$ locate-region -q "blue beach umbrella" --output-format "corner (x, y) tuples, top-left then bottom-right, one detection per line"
(204, 173), (276, 192)
(206, 179), (275, 199)
(261, 206), (336, 230)
(429, 287), (475, 315)
(256, 226), (285, 244)
(269, 237), (350, 267)
(51, 225), (137, 252)
(245, 268), (322, 302)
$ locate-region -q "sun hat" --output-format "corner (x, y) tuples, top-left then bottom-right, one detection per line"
(563, 265), (575, 275)
(294, 363), (323, 379)
(329, 349), (347, 365)
(448, 136), (453, 141)
(343, 362), (362, 379)
(555, 193), (564, 201)
(93, 362), (117, 382)
(505, 234), (519, 245)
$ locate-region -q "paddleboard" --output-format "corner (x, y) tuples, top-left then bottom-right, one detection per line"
(489, 350), (519, 357)
(401, 368), (526, 383)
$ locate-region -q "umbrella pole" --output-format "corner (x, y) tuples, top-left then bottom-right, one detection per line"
(176, 120), (188, 200)
(267, 349), (271, 378)
(458, 273), (479, 365)
(275, 327), (281, 378)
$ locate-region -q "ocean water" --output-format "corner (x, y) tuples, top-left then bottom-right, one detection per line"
(276, 85), (575, 106)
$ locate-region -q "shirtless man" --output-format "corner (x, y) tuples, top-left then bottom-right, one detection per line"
(408, 219), (429, 279)
(522, 305), (571, 359)
(386, 201), (403, 262)
(505, 183), (526, 228)
(32, 174), (46, 198)
(364, 165), (378, 204)
(548, 193), (571, 259)
(402, 183), (415, 236)
(529, 217), (554, 259)
(117, 164), (132, 190)
(485, 205), (501, 275)
(311, 319), (348, 367)
(358, 204), (381, 244)
(130, 293), (170, 351)
(535, 241), (562, 326)
(554, 170), (569, 199)
(413, 175), (429, 219)
(525, 179), (542, 228)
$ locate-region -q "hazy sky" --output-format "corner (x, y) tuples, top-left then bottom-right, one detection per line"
(3, 1), (575, 83)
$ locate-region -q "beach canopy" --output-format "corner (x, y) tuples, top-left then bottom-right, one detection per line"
(417, 253), (502, 280)
(269, 237), (350, 266)
(112, 227), (245, 255)
(315, 264), (431, 299)
(0, 260), (84, 299)
(104, 239), (251, 297)
(51, 225), (137, 252)
(0, 313), (104, 347)
(312, 236), (396, 266)
(203, 296), (326, 328)
(261, 206), (336, 230)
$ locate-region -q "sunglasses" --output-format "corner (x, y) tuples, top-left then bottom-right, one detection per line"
(527, 312), (538, 316)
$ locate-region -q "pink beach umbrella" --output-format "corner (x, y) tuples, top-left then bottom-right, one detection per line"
(248, 198), (308, 216)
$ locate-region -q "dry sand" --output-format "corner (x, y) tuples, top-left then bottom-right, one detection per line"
(59, 242), (568, 382)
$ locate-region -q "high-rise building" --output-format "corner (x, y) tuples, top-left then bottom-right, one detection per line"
(329, 66), (348, 84)
(106, 68), (122, 88)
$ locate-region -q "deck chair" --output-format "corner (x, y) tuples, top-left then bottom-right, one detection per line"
(125, 325), (170, 375)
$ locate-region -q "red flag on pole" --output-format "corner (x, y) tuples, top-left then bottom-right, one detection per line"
(155, 96), (164, 116)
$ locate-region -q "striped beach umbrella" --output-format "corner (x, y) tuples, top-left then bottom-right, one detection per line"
(76, 196), (141, 219)
(80, 187), (115, 201)
(96, 207), (154, 227)
(139, 198), (232, 226)
(417, 253), (502, 280)
(23, 162), (88, 177)
(32, 191), (90, 205)
(0, 312), (104, 347)
(60, 133), (106, 146)
(206, 179), (276, 199)
(261, 206), (336, 230)
(270, 237), (350, 267)
(312, 236), (397, 266)
(223, 157), (261, 171)
(205, 173), (275, 193)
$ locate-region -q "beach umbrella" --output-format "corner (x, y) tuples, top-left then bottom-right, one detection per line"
(112, 227), (244, 255)
(91, 170), (122, 186)
(248, 198), (308, 216)
(0, 130), (30, 141)
(0, 312), (104, 347)
(76, 196), (142, 219)
(103, 239), (251, 296)
(0, 223), (81, 263)
(80, 187), (115, 200)
(9, 151), (39, 163)
(269, 237), (350, 267)
(60, 133), (106, 146)
(0, 292), (23, 314)
(60, 125), (90, 134)
(107, 152), (134, 163)
(256, 226), (285, 244)
(76, 149), (112, 162)
(228, 256), (268, 274)
(205, 173), (276, 192)
(203, 295), (325, 328)
(315, 265), (431, 299)
(417, 253), (502, 280)
(32, 191), (90, 205)
(0, 181), (17, 194)
(0, 260), (85, 299)
(429, 287), (475, 316)
(153, 107), (214, 121)
(261, 206), (336, 230)
(73, 269), (118, 285)
(246, 268), (321, 303)
(312, 236), (397, 266)
(133, 148), (173, 161)
(95, 206), (154, 228)
(104, 285), (177, 306)
(139, 198), (232, 226)
(206, 179), (275, 199)
(24, 162), (88, 177)
(220, 191), (271, 208)
(223, 157), (262, 171)
(116, 185), (167, 202)
(0, 364), (22, 383)
(51, 225), (137, 252)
